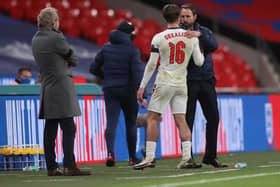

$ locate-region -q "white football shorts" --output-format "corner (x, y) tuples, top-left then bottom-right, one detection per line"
(148, 84), (187, 114)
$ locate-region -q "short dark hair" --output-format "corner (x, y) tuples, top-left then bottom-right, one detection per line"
(162, 4), (181, 23)
(181, 3), (197, 15)
(117, 21), (135, 34)
(18, 67), (31, 75)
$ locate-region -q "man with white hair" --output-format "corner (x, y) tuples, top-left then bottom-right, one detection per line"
(32, 7), (90, 176)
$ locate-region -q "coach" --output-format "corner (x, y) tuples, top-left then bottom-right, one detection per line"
(180, 3), (227, 168)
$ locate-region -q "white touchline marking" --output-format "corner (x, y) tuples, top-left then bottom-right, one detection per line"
(269, 161), (280, 164)
(78, 167), (92, 170)
(118, 165), (168, 169)
(118, 166), (134, 169)
(23, 179), (76, 183)
(116, 173), (195, 180)
(146, 172), (280, 187)
(200, 169), (239, 174)
(257, 164), (280, 168)
(17, 174), (46, 177)
(116, 169), (239, 180)
(0, 173), (18, 176)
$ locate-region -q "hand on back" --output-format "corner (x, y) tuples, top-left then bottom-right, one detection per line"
(185, 31), (201, 38)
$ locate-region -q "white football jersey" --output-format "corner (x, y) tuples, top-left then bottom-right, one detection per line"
(150, 28), (203, 87)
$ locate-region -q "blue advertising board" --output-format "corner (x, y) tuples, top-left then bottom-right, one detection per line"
(0, 94), (279, 165)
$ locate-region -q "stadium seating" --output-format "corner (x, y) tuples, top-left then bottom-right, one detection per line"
(178, 0), (280, 43)
(0, 0), (258, 88)
(213, 46), (257, 88)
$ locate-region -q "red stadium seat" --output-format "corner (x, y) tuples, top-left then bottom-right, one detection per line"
(60, 19), (81, 37)
(25, 8), (41, 23)
(87, 24), (110, 43)
(9, 5), (24, 20)
(0, 0), (258, 88)
(68, 0), (92, 10)
(96, 34), (109, 46)
(0, 0), (5, 11)
(61, 8), (80, 20)
(128, 17), (143, 29)
(212, 44), (257, 88)
(91, 1), (108, 11)
(134, 36), (152, 61)
(2, 0), (19, 12)
(115, 9), (133, 19)
(73, 76), (87, 84)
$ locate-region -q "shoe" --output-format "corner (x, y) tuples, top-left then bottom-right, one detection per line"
(47, 167), (64, 176)
(129, 157), (141, 166)
(176, 158), (202, 169)
(106, 153), (115, 167)
(202, 158), (228, 168)
(133, 159), (156, 170)
(63, 166), (91, 176)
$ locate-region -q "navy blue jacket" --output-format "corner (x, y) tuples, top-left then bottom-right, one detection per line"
(181, 23), (218, 80)
(90, 30), (144, 89)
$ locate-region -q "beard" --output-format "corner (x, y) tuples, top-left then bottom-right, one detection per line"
(183, 23), (194, 30)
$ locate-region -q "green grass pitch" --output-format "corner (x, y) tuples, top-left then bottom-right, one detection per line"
(1, 151), (280, 187)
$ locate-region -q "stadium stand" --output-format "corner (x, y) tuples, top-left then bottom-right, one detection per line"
(173, 0), (280, 43)
(0, 14), (99, 83)
(0, 0), (259, 88)
(212, 46), (257, 88)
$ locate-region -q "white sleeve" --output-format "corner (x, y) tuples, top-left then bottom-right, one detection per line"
(139, 52), (159, 88)
(192, 38), (205, 67)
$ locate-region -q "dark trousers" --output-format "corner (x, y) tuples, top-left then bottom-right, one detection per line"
(44, 118), (76, 170)
(186, 78), (219, 160)
(103, 87), (138, 159)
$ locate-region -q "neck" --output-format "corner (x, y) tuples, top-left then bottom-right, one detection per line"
(190, 24), (194, 30)
(167, 22), (179, 28)
(39, 25), (52, 31)
(182, 23), (194, 30)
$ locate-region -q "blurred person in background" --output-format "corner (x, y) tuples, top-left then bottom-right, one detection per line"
(12, 67), (32, 85)
(180, 3), (227, 168)
(90, 21), (143, 167)
(32, 7), (90, 176)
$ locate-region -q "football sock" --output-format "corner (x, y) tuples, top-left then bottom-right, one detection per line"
(145, 141), (156, 162)
(182, 141), (191, 161)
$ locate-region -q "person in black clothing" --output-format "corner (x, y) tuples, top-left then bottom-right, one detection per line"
(180, 3), (227, 168)
(90, 21), (143, 167)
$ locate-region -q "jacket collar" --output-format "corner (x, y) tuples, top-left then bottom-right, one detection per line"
(109, 30), (132, 45)
(180, 22), (200, 31)
(38, 26), (52, 31)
